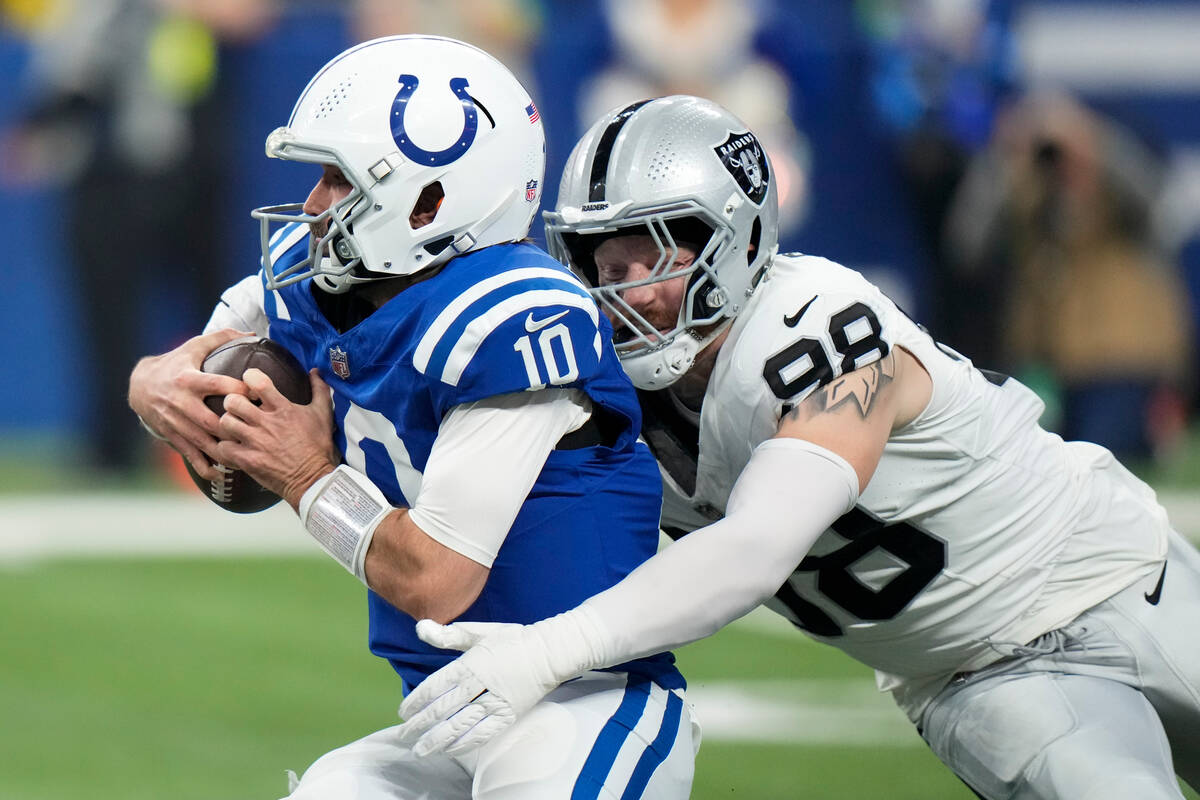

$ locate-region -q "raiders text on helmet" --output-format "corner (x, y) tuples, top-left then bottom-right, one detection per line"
(252, 35), (546, 293)
(545, 95), (779, 389)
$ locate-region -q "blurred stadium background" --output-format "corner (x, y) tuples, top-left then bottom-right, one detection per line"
(3, 0), (1200, 797)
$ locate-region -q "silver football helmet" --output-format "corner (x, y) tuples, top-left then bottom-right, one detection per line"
(252, 35), (545, 293)
(545, 95), (779, 389)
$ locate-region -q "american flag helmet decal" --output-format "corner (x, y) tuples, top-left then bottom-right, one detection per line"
(525, 102), (539, 124)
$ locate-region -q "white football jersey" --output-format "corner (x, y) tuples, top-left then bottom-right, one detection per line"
(651, 253), (1170, 719)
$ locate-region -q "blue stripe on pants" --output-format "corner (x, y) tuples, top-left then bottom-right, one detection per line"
(571, 676), (652, 800)
(620, 688), (684, 800)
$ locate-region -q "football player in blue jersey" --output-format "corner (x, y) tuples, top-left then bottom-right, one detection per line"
(127, 36), (696, 800)
(395, 96), (1200, 799)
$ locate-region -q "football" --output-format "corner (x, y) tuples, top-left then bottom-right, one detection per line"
(185, 336), (313, 513)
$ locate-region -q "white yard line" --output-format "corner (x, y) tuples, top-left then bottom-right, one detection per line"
(4, 489), (1195, 747)
(0, 493), (321, 564)
(3, 489), (1197, 563)
(685, 679), (921, 746)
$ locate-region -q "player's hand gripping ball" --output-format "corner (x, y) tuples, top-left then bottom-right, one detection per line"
(185, 336), (312, 513)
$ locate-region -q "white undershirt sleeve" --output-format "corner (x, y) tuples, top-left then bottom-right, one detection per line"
(407, 389), (592, 567)
(524, 437), (861, 678)
(203, 274), (269, 336)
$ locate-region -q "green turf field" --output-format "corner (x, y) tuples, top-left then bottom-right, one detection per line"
(2, 555), (1197, 799)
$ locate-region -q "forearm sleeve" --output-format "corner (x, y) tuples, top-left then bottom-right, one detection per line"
(408, 389), (591, 567)
(543, 437), (860, 673)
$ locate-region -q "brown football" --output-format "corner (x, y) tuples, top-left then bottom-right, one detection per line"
(184, 336), (312, 513)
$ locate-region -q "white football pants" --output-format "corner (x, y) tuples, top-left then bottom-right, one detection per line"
(920, 529), (1200, 799)
(282, 671), (698, 800)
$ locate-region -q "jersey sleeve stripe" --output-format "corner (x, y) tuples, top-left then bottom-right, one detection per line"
(261, 224), (307, 322)
(436, 289), (600, 386)
(268, 221), (309, 260)
(413, 267), (592, 372)
(257, 269), (291, 322)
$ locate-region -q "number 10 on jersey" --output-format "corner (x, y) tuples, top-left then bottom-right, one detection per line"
(514, 323), (579, 390)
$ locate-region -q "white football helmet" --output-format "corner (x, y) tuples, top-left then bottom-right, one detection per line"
(545, 95), (779, 389)
(252, 35), (545, 293)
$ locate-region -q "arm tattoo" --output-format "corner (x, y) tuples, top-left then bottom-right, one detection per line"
(788, 355), (896, 421)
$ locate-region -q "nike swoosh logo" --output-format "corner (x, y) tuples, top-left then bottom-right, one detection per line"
(525, 310), (570, 333)
(784, 296), (818, 328)
(1145, 562), (1167, 605)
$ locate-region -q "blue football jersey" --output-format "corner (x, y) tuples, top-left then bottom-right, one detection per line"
(259, 227), (682, 692)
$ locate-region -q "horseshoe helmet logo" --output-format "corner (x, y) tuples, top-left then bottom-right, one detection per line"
(390, 74), (479, 166)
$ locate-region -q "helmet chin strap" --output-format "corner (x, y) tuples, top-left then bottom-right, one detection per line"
(309, 185), (520, 296)
(318, 186), (521, 295)
(314, 273), (354, 294)
(312, 254), (363, 294)
(622, 321), (730, 391)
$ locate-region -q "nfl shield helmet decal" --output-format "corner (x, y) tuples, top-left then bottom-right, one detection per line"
(714, 131), (770, 205)
(329, 345), (351, 379)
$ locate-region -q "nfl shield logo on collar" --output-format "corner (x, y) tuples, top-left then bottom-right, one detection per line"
(329, 345), (351, 379)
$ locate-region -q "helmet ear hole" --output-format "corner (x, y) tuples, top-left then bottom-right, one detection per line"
(747, 216), (762, 264)
(410, 181), (445, 230)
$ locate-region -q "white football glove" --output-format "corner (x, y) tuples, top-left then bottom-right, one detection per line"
(397, 608), (610, 757)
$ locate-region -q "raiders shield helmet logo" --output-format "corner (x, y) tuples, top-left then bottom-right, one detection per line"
(713, 131), (770, 205)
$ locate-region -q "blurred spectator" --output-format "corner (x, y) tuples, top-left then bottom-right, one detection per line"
(1, 0), (276, 476)
(351, 0), (540, 87)
(542, 0), (811, 239)
(946, 92), (1192, 461)
(859, 0), (1017, 361)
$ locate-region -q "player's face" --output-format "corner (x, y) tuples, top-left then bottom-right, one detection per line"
(593, 235), (696, 339)
(303, 165), (353, 239)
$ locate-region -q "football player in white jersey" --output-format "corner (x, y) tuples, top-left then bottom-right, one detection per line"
(127, 38), (697, 799)
(395, 95), (1200, 799)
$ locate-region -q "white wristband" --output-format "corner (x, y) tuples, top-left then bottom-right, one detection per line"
(299, 465), (391, 585)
